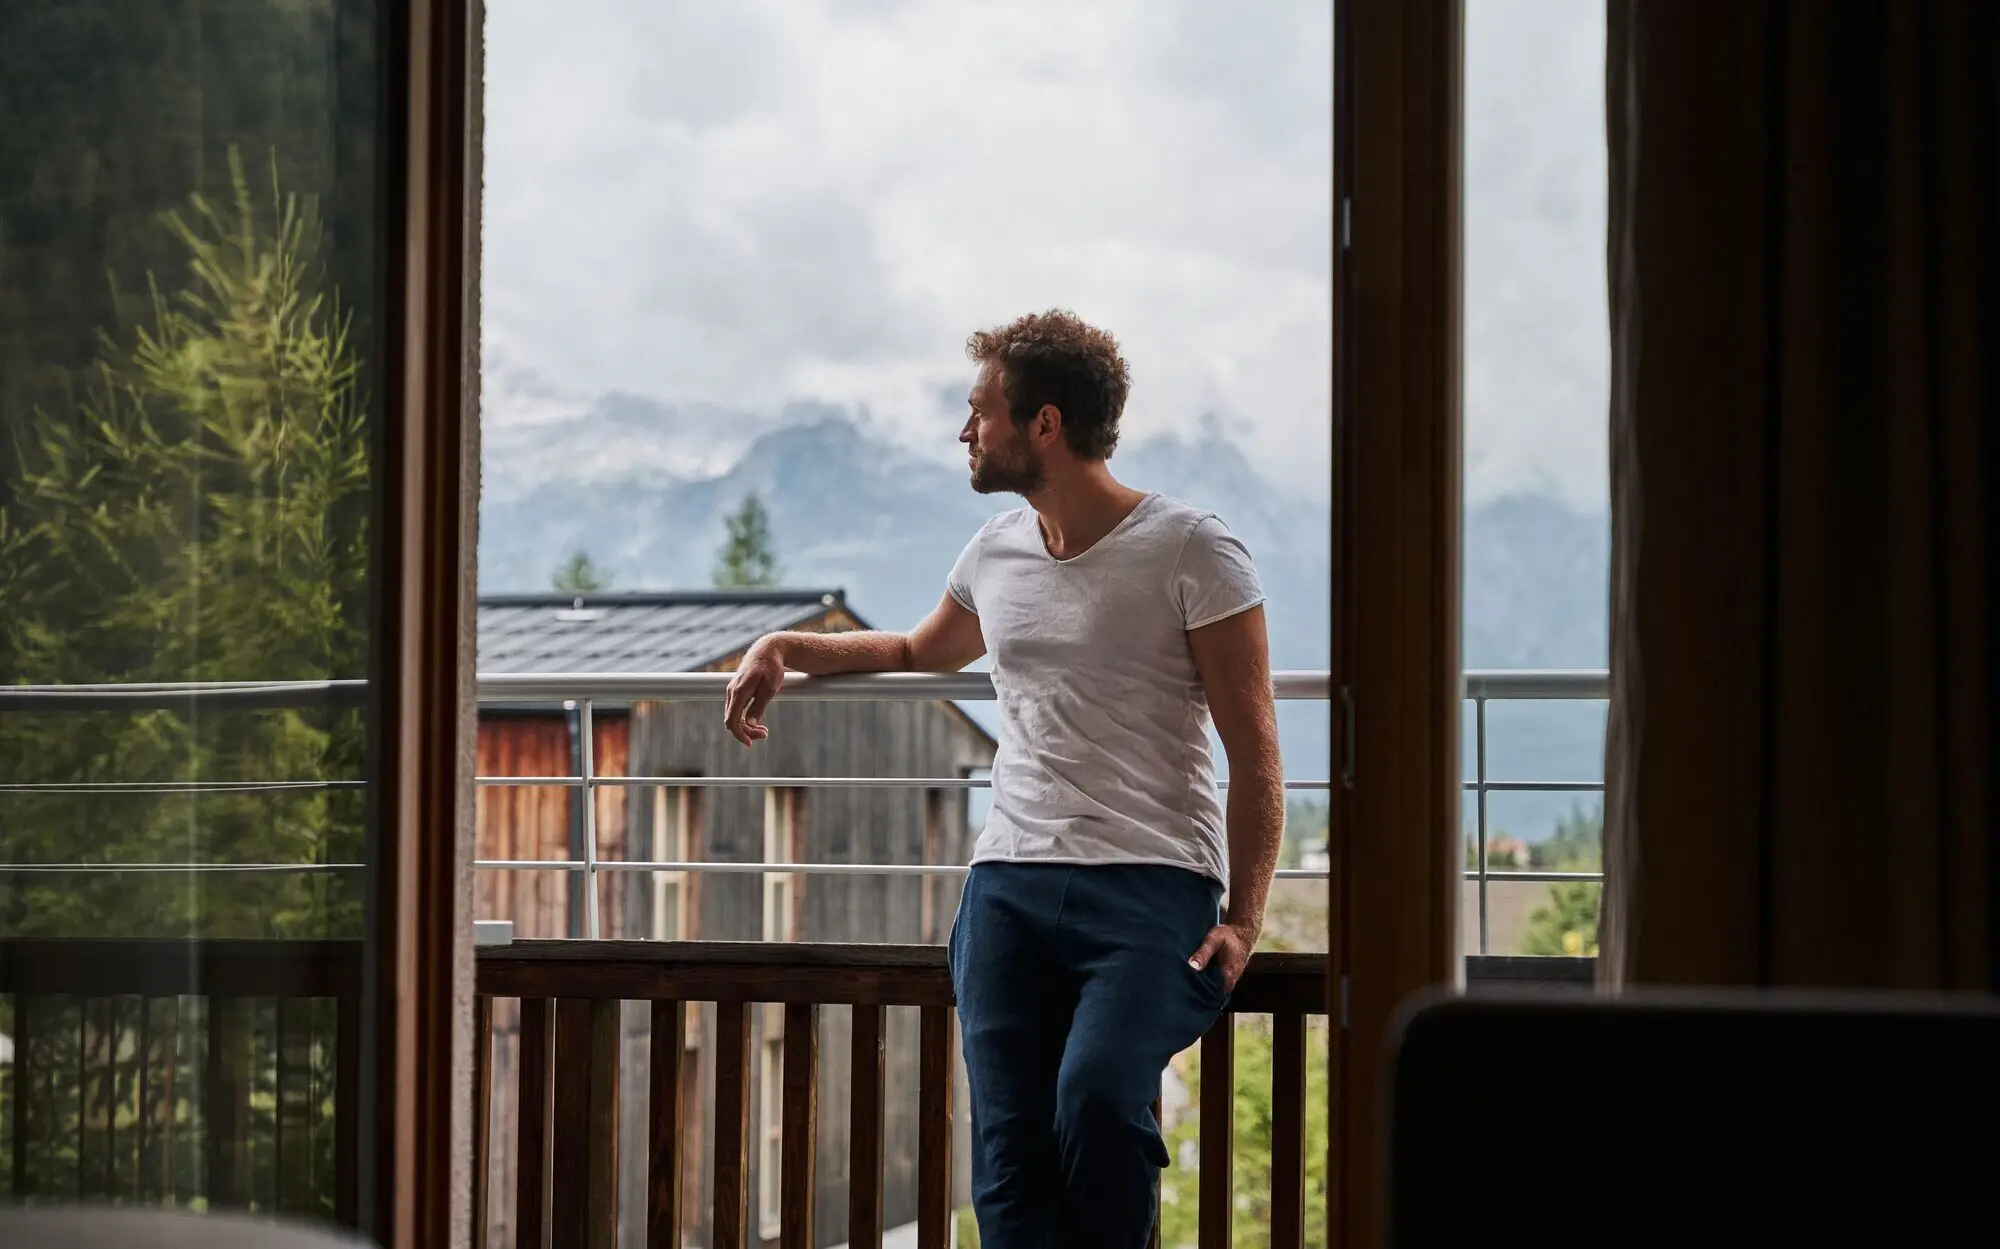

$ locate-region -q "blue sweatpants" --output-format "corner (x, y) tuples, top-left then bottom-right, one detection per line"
(948, 861), (1230, 1249)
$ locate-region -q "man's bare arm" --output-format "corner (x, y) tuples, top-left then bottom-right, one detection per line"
(723, 593), (984, 745)
(756, 592), (985, 675)
(1186, 605), (1285, 985)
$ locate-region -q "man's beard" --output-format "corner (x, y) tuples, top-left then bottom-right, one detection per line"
(969, 447), (1045, 496)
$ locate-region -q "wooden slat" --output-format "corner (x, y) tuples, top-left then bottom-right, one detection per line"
(648, 1000), (686, 1249)
(780, 1003), (819, 1249)
(273, 998), (288, 1211)
(75, 998), (88, 1200)
(205, 997), (244, 1208)
(552, 997), (619, 1248)
(334, 981), (361, 1226)
(916, 1006), (953, 1249)
(713, 999), (753, 1249)
(100, 997), (120, 1201)
(516, 998), (554, 1249)
(1270, 1013), (1307, 1249)
(1151, 1089), (1165, 1249)
(158, 997), (182, 1206)
(848, 1005), (887, 1249)
(472, 995), (493, 1249)
(586, 999), (621, 1249)
(136, 997), (154, 1205)
(1199, 1019), (1235, 1249)
(277, 997), (315, 1215)
(10, 996), (29, 1199)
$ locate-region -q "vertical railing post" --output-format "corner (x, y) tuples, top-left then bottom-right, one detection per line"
(848, 1005), (887, 1249)
(1475, 694), (1490, 955)
(779, 1002), (820, 1249)
(916, 1006), (954, 1249)
(1270, 1013), (1307, 1248)
(649, 999), (687, 1249)
(11, 996), (31, 1200)
(580, 697), (601, 940)
(714, 999), (753, 1249)
(1198, 1019), (1235, 1249)
(472, 995), (493, 1249)
(517, 998), (555, 1249)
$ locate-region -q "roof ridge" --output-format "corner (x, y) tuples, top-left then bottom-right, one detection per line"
(478, 588), (844, 608)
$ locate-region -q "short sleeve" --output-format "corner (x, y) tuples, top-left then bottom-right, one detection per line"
(946, 527), (982, 614)
(1174, 516), (1265, 630)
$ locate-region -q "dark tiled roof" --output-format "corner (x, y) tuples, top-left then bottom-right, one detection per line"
(478, 590), (854, 674)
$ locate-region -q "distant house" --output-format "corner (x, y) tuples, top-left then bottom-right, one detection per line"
(475, 589), (993, 1249)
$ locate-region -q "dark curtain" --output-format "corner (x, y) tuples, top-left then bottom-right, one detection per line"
(1602, 1), (1998, 989)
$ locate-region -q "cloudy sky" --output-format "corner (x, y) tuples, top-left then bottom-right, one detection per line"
(484, 0), (1607, 508)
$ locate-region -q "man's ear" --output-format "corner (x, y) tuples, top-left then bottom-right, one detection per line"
(1033, 403), (1063, 448)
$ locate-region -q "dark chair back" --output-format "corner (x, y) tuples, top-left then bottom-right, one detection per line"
(1386, 990), (2000, 1246)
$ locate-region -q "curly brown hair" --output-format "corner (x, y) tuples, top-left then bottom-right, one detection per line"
(965, 309), (1131, 461)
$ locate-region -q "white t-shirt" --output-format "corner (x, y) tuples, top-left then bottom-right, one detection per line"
(946, 492), (1266, 884)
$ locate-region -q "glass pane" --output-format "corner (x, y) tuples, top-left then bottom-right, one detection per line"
(0, 0), (388, 1224)
(1461, 0), (1610, 957)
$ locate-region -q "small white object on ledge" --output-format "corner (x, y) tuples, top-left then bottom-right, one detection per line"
(474, 919), (514, 947)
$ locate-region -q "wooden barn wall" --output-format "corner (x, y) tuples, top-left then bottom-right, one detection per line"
(473, 711), (631, 940)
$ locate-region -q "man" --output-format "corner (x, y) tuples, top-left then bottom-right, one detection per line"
(722, 310), (1284, 1248)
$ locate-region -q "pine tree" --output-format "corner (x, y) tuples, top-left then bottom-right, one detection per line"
(713, 491), (782, 588)
(553, 550), (612, 594)
(0, 149), (370, 942)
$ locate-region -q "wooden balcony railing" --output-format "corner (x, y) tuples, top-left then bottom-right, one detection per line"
(0, 938), (1586, 1245)
(0, 938), (363, 1220)
(474, 941), (1330, 1249)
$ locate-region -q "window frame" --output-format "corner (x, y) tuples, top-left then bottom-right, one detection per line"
(650, 783), (699, 943)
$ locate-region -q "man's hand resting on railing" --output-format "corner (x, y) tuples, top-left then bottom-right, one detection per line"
(722, 643), (785, 746)
(723, 591), (986, 747)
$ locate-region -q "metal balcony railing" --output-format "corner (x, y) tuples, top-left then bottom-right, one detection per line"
(0, 669), (1609, 954)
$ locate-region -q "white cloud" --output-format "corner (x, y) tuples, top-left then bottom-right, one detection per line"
(483, 0), (1607, 507)
(1464, 0), (1610, 508)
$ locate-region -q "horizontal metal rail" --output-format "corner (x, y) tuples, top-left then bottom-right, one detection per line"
(0, 678), (368, 712)
(2, 670), (1613, 950)
(0, 862), (364, 874)
(0, 775), (1598, 797)
(0, 779), (365, 794)
(0, 858), (1597, 886)
(476, 669), (1335, 703)
(1460, 670), (1608, 700)
(0, 668), (1609, 707)
(472, 774), (1335, 792)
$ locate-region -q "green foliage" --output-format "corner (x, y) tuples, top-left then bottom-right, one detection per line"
(0, 149), (369, 940)
(1160, 1019), (1330, 1249)
(552, 550), (612, 594)
(713, 491), (782, 588)
(1517, 804), (1604, 956)
(1532, 805), (1604, 872)
(1521, 881), (1601, 957)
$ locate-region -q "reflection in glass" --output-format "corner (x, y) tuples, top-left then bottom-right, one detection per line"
(0, 0), (385, 1222)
